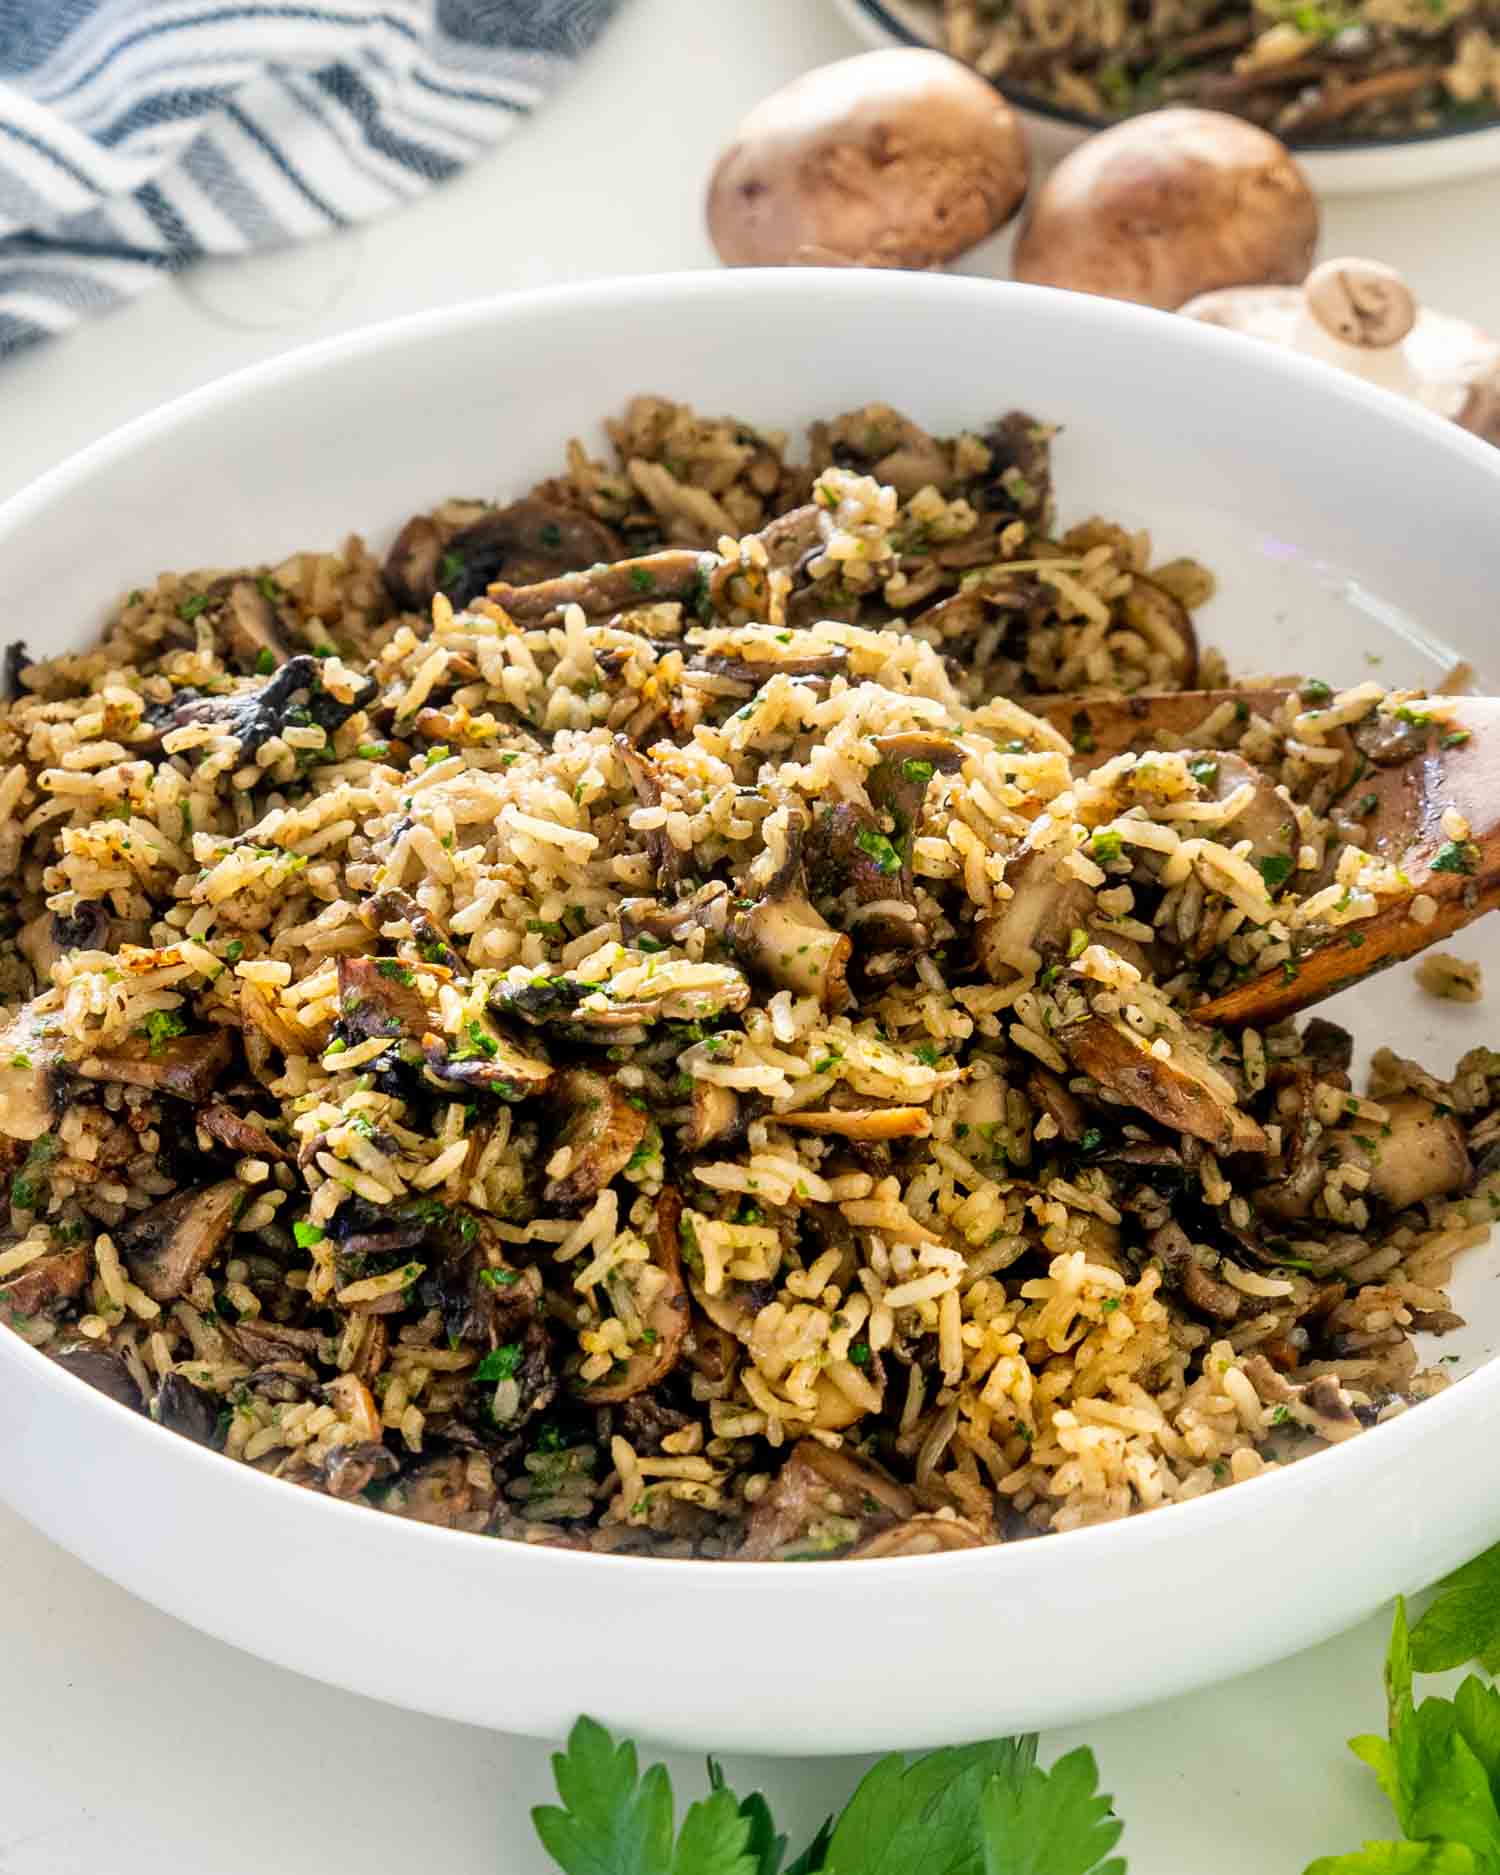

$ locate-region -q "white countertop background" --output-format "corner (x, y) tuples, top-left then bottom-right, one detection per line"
(3, 3), (1497, 1868)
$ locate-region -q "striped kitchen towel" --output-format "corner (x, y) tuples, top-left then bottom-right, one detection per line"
(0, 0), (624, 359)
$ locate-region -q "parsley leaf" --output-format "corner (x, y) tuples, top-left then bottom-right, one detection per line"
(1311, 1602), (1500, 1875)
(533, 1719), (757, 1875)
(1411, 1542), (1500, 1676)
(1306, 1844), (1476, 1872)
(533, 1718), (680, 1875)
(980, 1747), (1126, 1875)
(821, 1741), (1035, 1875)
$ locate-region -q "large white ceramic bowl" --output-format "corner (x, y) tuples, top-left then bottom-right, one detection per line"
(833, 0), (1500, 195)
(3, 271), (1500, 1755)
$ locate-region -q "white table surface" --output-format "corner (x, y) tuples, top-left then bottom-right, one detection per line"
(3, 4), (1498, 1870)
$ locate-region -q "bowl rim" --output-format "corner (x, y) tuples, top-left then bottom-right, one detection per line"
(5, 265), (1500, 1594)
(841, 0), (1500, 154)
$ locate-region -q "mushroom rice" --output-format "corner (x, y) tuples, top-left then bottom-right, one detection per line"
(0, 395), (1496, 1560)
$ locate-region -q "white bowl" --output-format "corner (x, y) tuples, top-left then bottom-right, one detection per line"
(4, 271), (1500, 1755)
(832, 0), (1500, 195)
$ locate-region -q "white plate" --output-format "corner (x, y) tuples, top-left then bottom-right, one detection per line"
(3, 271), (1500, 1754)
(833, 0), (1500, 195)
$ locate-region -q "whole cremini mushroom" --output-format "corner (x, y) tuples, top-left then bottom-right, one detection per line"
(1011, 108), (1317, 312)
(1181, 258), (1500, 447)
(706, 49), (1028, 270)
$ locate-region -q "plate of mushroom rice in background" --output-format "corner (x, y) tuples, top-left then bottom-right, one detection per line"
(3, 271), (1500, 1752)
(834, 0), (1500, 192)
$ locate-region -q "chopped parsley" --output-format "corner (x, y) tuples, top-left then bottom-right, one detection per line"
(292, 1221), (325, 1248)
(479, 1268), (520, 1289)
(475, 1342), (524, 1384)
(1188, 758), (1219, 788)
(1442, 729), (1471, 749)
(901, 758), (935, 784)
(1298, 678), (1333, 706)
(1091, 829), (1123, 864)
(848, 1340), (871, 1367)
(437, 549), (466, 587)
(855, 827), (902, 875)
(176, 593), (210, 621)
(141, 1009), (187, 1054)
(254, 647), (277, 675)
(1070, 710), (1096, 755)
(1066, 927), (1088, 961)
(1433, 839), (1479, 876)
(628, 568), (656, 594)
(1258, 853), (1294, 894)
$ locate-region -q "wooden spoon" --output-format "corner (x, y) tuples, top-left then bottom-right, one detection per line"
(1033, 688), (1500, 1026)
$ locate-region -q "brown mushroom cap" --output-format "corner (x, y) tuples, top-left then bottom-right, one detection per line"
(1011, 108), (1317, 311)
(707, 49), (1027, 271)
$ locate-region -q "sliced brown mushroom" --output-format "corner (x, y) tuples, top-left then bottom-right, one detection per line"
(384, 498), (622, 613)
(1308, 1094), (1472, 1215)
(978, 843), (1149, 982)
(777, 1104), (932, 1139)
(574, 1186), (689, 1403)
(739, 1437), (916, 1561)
(199, 1101), (287, 1161)
(366, 888), (469, 977)
(337, 954), (431, 1044)
(322, 1440), (400, 1500)
(49, 1341), (144, 1411)
(847, 1515), (990, 1557)
(78, 1028), (233, 1104)
(1243, 1353), (1361, 1443)
(212, 577), (292, 672)
(684, 1080), (740, 1150)
(864, 730), (966, 895)
(543, 1069), (649, 1210)
(1026, 1067), (1088, 1144)
(1149, 1219), (1241, 1322)
(0, 1243), (88, 1317)
(489, 547), (713, 626)
(0, 1001), (63, 1141)
(118, 1179), (243, 1303)
(421, 1027), (555, 1101)
(729, 811), (852, 1012)
(1062, 1014), (1267, 1155)
(153, 1371), (221, 1446)
(616, 736), (693, 900)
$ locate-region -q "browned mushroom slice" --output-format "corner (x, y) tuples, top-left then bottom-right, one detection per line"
(50, 1341), (144, 1410)
(223, 1317), (322, 1364)
(1026, 1066), (1087, 1143)
(78, 1029), (233, 1103)
(729, 811), (852, 1012)
(1271, 1094), (1472, 1219)
(575, 1187), (689, 1404)
(337, 954), (431, 1044)
(324, 1371), (384, 1442)
(0, 1243), (87, 1318)
(118, 1179), (243, 1303)
(153, 1371), (222, 1446)
(778, 1104), (932, 1139)
(1120, 575), (1199, 688)
(616, 735), (694, 899)
(543, 1069), (648, 1210)
(199, 1101), (287, 1161)
(1149, 1220), (1240, 1323)
(366, 888), (469, 977)
(739, 1437), (916, 1561)
(684, 1080), (739, 1150)
(489, 547), (713, 625)
(1243, 1353), (1361, 1443)
(322, 1440), (400, 1499)
(422, 1029), (554, 1101)
(847, 1515), (990, 1557)
(0, 1001), (64, 1141)
(211, 577), (292, 672)
(1036, 687), (1291, 773)
(384, 498), (622, 613)
(864, 730), (966, 890)
(978, 843), (1149, 981)
(1199, 696), (1500, 1026)
(1062, 1015), (1267, 1155)
(385, 1454), (493, 1529)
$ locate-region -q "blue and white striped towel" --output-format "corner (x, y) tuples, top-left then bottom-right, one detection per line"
(0, 0), (623, 359)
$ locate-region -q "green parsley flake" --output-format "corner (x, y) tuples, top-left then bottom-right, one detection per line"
(1258, 854), (1294, 894)
(475, 1342), (524, 1384)
(855, 827), (902, 875)
(1433, 839), (1479, 876)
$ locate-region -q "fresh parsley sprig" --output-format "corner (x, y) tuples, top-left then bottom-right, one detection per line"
(531, 1718), (1126, 1875)
(1306, 1591), (1500, 1874)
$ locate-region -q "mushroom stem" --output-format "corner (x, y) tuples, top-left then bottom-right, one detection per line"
(1294, 258), (1420, 397)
